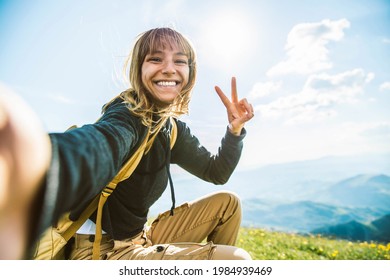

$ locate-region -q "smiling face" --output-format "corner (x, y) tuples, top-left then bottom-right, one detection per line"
(126, 28), (197, 115)
(141, 46), (190, 107)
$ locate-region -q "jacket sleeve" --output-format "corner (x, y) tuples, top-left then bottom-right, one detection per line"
(38, 101), (143, 231)
(170, 120), (245, 185)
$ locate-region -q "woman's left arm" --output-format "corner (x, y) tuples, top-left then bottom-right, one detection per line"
(171, 121), (246, 184)
(171, 77), (254, 184)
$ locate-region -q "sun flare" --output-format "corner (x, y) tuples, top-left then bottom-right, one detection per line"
(200, 10), (258, 70)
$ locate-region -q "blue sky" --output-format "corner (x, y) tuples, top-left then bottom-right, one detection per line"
(1, 0), (389, 170)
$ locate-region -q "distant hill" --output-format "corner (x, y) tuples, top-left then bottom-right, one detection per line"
(239, 173), (390, 233)
(312, 214), (390, 243)
(242, 198), (387, 233)
(320, 174), (390, 210)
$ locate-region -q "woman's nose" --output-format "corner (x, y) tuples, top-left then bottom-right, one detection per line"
(162, 61), (176, 74)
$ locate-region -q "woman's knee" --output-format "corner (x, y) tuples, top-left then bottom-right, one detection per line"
(211, 245), (252, 260)
(211, 191), (242, 209)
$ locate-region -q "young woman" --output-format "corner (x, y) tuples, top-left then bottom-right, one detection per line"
(0, 27), (254, 260)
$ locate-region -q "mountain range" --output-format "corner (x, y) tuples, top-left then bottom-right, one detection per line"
(241, 196), (389, 233)
(312, 214), (390, 243)
(239, 172), (390, 241)
(149, 153), (390, 242)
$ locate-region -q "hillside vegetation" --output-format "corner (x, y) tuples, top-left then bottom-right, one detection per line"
(237, 228), (390, 260)
(313, 214), (390, 243)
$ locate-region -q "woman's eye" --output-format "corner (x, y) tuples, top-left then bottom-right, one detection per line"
(148, 57), (162, 63)
(175, 59), (188, 65)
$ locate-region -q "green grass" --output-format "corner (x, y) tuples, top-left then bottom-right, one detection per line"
(237, 228), (390, 260)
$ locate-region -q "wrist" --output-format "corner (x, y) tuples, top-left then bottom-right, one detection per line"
(228, 123), (242, 136)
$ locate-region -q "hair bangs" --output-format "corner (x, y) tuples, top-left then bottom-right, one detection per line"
(143, 28), (194, 62)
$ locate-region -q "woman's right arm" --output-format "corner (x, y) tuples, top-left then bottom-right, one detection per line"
(0, 88), (141, 258)
(47, 100), (142, 226)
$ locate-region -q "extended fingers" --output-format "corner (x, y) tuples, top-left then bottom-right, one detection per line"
(231, 77), (238, 104)
(216, 77), (239, 108)
(215, 86), (231, 109)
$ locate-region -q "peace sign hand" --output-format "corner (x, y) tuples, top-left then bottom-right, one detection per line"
(215, 77), (254, 136)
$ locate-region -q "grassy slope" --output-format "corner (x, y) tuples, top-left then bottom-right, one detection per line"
(237, 228), (390, 260)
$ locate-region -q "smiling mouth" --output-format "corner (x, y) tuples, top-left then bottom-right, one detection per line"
(155, 80), (179, 87)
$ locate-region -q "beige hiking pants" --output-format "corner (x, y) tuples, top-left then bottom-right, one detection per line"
(69, 191), (251, 260)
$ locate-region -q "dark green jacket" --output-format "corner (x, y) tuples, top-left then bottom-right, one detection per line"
(38, 98), (246, 240)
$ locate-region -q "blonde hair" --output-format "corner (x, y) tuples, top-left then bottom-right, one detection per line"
(104, 28), (197, 138)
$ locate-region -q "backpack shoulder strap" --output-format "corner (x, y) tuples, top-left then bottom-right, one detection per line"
(63, 118), (177, 259)
(59, 128), (151, 241)
(92, 118), (177, 259)
(92, 128), (151, 259)
(169, 116), (177, 149)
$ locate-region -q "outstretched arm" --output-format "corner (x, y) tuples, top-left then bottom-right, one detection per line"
(0, 84), (51, 259)
(215, 77), (254, 136)
(171, 78), (254, 184)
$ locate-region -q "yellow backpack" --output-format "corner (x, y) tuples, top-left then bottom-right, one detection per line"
(33, 118), (177, 260)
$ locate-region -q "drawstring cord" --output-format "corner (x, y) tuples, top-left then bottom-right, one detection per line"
(164, 120), (175, 216)
(167, 163), (175, 216)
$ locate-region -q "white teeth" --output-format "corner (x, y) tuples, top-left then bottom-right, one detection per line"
(157, 81), (176, 86)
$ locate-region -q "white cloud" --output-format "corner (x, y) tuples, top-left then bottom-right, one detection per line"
(340, 121), (390, 152)
(382, 37), (390, 44)
(249, 81), (282, 100)
(358, 122), (390, 137)
(256, 68), (373, 125)
(267, 19), (350, 77)
(241, 118), (390, 168)
(379, 81), (390, 91)
(303, 68), (374, 98)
